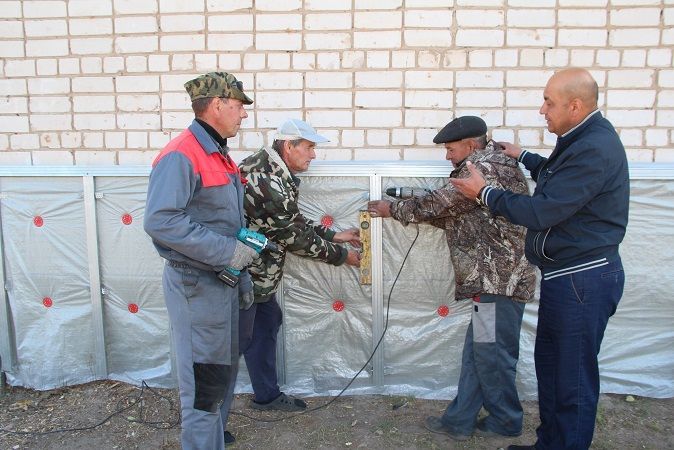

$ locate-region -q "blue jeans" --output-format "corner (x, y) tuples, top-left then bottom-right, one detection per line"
(535, 258), (624, 450)
(441, 294), (526, 436)
(239, 295), (283, 404)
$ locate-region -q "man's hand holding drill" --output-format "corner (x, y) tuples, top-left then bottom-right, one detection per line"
(367, 200), (392, 218)
(230, 241), (259, 270)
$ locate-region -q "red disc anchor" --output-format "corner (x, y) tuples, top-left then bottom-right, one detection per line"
(321, 215), (334, 228)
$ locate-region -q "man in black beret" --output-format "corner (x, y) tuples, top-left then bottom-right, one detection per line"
(433, 115), (488, 145)
(368, 116), (536, 441)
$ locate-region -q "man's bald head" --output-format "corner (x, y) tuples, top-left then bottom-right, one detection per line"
(550, 68), (598, 110)
(540, 68), (600, 136)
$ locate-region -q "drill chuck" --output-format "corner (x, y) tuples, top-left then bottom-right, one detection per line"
(385, 187), (431, 199)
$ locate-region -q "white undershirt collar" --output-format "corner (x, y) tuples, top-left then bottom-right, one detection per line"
(561, 109), (600, 138)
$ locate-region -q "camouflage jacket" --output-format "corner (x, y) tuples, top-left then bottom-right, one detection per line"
(239, 147), (348, 300)
(391, 140), (536, 302)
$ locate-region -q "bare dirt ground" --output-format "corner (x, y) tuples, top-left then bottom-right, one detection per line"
(1, 380), (672, 450)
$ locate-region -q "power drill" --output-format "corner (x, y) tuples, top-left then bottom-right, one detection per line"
(385, 187), (432, 199)
(217, 228), (279, 287)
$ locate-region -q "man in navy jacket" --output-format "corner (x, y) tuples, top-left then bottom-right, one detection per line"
(452, 68), (629, 450)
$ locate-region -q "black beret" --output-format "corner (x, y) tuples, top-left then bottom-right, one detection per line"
(433, 116), (488, 144)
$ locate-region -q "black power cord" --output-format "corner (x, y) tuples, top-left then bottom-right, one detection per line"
(0, 380), (179, 436)
(231, 223), (421, 423)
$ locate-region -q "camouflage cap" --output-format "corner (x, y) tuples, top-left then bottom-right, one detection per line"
(184, 72), (253, 105)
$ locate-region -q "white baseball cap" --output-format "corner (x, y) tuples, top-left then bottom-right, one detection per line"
(275, 118), (329, 144)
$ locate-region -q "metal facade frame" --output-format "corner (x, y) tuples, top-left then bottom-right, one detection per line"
(1, 162), (673, 384)
(1, 161), (673, 178)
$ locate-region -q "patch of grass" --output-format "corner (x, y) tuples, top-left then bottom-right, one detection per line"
(421, 439), (444, 449)
(301, 422), (354, 448)
(635, 406), (650, 419)
(595, 404), (606, 426)
(645, 421), (662, 433)
(388, 394), (416, 410)
(373, 418), (397, 434)
(591, 439), (615, 450)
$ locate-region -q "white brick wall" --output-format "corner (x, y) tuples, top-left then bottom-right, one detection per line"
(558, 9), (606, 27)
(0, 1), (671, 163)
(68, 0), (112, 17)
(442, 51), (468, 70)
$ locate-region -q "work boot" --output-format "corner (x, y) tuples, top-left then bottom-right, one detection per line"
(423, 416), (471, 441)
(474, 417), (522, 438)
(224, 431), (235, 444)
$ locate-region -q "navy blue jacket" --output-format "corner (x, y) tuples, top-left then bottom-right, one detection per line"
(483, 111), (629, 278)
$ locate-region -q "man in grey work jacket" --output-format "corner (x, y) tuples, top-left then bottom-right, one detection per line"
(452, 68), (629, 450)
(144, 72), (257, 450)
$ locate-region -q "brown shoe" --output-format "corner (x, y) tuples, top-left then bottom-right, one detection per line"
(475, 417), (522, 438)
(423, 416), (471, 441)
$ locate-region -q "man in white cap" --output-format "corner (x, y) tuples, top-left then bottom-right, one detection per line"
(235, 118), (361, 413)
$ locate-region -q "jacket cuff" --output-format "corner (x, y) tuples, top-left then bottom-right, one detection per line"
(389, 199), (403, 220)
(477, 186), (495, 208)
(331, 245), (349, 266)
(322, 227), (336, 241)
(518, 149), (529, 163)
